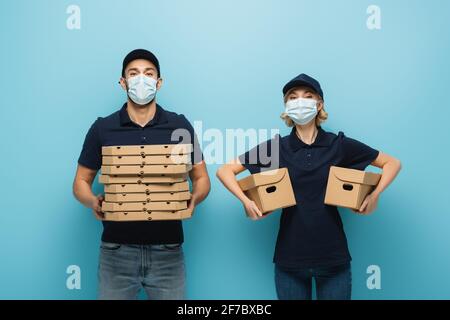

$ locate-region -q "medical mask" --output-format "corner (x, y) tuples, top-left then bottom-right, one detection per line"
(285, 98), (318, 125)
(126, 74), (157, 105)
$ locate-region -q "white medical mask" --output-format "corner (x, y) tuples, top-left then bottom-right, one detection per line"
(285, 98), (318, 125)
(126, 74), (158, 105)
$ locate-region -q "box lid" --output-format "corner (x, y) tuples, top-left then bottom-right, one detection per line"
(238, 168), (288, 191)
(331, 166), (381, 186)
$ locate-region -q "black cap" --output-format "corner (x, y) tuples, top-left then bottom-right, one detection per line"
(122, 49), (160, 77)
(282, 73), (324, 100)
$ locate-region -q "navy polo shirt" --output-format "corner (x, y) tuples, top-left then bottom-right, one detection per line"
(238, 126), (379, 268)
(78, 103), (203, 245)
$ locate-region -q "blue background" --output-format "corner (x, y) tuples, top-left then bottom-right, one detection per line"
(0, 0), (449, 299)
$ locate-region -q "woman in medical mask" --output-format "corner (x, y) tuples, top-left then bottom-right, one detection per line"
(216, 73), (402, 300)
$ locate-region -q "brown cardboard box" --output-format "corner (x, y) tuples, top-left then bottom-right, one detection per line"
(237, 168), (296, 214)
(101, 201), (188, 212)
(105, 191), (191, 202)
(324, 166), (381, 210)
(101, 164), (192, 175)
(104, 181), (189, 193)
(99, 144), (194, 221)
(102, 207), (193, 221)
(102, 144), (192, 156)
(102, 154), (191, 165)
(98, 174), (188, 184)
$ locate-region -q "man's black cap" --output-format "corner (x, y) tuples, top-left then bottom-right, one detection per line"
(282, 73), (324, 100)
(122, 49), (160, 77)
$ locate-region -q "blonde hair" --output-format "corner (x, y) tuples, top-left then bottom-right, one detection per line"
(280, 89), (328, 127)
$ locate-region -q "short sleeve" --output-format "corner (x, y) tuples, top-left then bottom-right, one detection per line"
(180, 115), (204, 165)
(238, 135), (280, 174)
(340, 133), (379, 170)
(78, 118), (102, 171)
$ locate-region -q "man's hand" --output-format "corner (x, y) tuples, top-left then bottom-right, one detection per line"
(353, 192), (379, 215)
(91, 194), (105, 220)
(187, 197), (196, 217)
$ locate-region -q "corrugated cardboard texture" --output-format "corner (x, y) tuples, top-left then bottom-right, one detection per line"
(324, 166), (381, 210)
(105, 191), (191, 202)
(104, 181), (189, 193)
(101, 201), (188, 212)
(102, 207), (193, 221)
(100, 144), (194, 221)
(102, 144), (192, 156)
(237, 168), (297, 214)
(102, 154), (191, 165)
(101, 164), (192, 175)
(99, 174), (188, 184)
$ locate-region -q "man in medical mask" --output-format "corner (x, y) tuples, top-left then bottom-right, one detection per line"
(73, 49), (210, 300)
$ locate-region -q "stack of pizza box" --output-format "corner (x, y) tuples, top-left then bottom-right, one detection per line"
(99, 144), (193, 221)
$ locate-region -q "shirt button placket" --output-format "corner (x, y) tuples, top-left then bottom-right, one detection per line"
(306, 147), (312, 166)
(141, 126), (147, 143)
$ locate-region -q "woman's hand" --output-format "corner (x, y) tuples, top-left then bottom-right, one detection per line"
(242, 199), (263, 220)
(353, 192), (379, 215)
(241, 199), (274, 220)
(352, 152), (401, 216)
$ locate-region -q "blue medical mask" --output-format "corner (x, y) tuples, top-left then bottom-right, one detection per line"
(126, 74), (158, 105)
(285, 98), (318, 125)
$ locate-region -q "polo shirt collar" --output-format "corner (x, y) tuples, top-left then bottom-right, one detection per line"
(119, 102), (168, 127)
(289, 126), (332, 150)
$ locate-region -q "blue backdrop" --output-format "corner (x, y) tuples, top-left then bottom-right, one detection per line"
(0, 0), (449, 299)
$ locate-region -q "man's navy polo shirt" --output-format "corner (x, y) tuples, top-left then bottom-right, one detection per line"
(238, 126), (379, 268)
(78, 103), (203, 245)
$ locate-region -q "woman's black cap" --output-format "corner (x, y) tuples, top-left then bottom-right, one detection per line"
(282, 73), (324, 100)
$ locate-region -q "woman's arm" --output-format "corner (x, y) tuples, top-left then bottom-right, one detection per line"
(358, 152), (402, 214)
(216, 159), (263, 219)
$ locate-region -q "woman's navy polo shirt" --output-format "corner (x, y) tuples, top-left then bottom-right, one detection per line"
(238, 126), (379, 268)
(78, 103), (203, 245)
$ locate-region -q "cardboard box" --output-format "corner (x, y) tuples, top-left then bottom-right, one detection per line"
(237, 168), (296, 214)
(105, 191), (191, 202)
(102, 207), (193, 221)
(101, 201), (188, 212)
(102, 144), (192, 156)
(101, 164), (192, 175)
(99, 144), (194, 221)
(98, 174), (188, 184)
(324, 166), (381, 210)
(102, 154), (191, 165)
(104, 181), (189, 193)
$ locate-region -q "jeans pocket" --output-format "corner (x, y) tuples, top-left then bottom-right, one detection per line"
(100, 241), (122, 251)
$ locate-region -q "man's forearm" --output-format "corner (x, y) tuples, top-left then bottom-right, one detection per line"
(190, 176), (210, 206)
(73, 179), (96, 209)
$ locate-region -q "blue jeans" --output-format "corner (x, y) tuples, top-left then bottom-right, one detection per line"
(98, 241), (185, 300)
(275, 262), (352, 300)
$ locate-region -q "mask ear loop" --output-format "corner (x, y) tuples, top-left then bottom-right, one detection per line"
(118, 77), (130, 92)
